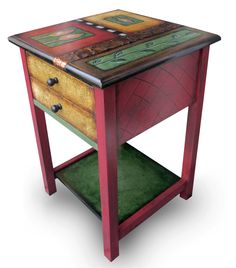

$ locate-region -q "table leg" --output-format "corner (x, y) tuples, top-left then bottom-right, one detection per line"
(20, 48), (56, 195)
(180, 47), (210, 199)
(95, 86), (119, 261)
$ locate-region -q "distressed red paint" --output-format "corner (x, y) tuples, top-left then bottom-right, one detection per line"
(94, 86), (119, 261)
(180, 47), (210, 199)
(117, 51), (200, 144)
(18, 21), (116, 56)
(20, 48), (56, 195)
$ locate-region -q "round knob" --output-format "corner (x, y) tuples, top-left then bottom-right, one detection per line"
(51, 104), (62, 113)
(47, 77), (58, 86)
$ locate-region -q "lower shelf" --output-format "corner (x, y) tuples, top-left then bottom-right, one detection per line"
(56, 143), (180, 223)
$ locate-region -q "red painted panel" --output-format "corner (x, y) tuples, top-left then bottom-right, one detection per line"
(95, 86), (119, 261)
(117, 51), (200, 144)
(119, 179), (186, 239)
(17, 21), (116, 56)
(180, 47), (210, 199)
(54, 148), (95, 173)
(20, 48), (56, 195)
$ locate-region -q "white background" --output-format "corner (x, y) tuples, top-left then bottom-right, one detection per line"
(1, 1), (235, 267)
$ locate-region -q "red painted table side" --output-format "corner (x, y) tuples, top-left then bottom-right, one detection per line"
(117, 50), (200, 144)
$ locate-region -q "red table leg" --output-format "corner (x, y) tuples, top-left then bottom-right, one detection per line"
(180, 47), (210, 199)
(20, 48), (56, 195)
(95, 86), (119, 261)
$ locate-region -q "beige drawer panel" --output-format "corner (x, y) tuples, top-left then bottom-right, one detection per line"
(31, 78), (97, 141)
(27, 53), (95, 113)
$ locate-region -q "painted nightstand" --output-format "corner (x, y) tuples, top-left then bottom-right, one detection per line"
(8, 10), (220, 261)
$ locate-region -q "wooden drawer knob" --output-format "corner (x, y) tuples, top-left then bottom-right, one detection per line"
(51, 103), (62, 113)
(47, 77), (58, 86)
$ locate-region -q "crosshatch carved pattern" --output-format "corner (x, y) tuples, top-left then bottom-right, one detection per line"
(117, 50), (200, 144)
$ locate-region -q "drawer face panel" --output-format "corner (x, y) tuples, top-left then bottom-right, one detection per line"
(31, 78), (97, 141)
(27, 53), (95, 113)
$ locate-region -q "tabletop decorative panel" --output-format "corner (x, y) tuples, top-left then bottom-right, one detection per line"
(8, 9), (220, 87)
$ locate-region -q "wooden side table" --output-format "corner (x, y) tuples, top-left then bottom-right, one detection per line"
(8, 10), (220, 261)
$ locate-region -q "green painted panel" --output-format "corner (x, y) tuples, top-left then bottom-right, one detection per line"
(88, 29), (201, 71)
(31, 26), (94, 47)
(34, 100), (97, 149)
(104, 15), (143, 26)
(56, 143), (180, 223)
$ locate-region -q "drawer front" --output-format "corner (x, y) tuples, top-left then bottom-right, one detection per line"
(31, 78), (97, 141)
(27, 53), (95, 113)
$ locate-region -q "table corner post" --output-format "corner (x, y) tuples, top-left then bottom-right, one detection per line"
(180, 46), (210, 200)
(94, 85), (119, 261)
(20, 48), (57, 195)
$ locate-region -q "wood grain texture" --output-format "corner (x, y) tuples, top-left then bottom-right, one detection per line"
(117, 50), (200, 144)
(31, 77), (97, 141)
(27, 52), (95, 113)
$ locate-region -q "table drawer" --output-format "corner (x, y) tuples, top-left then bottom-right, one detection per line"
(31, 77), (97, 141)
(26, 52), (95, 113)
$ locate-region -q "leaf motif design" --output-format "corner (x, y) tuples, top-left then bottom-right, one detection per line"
(110, 58), (127, 63)
(114, 51), (124, 58)
(59, 33), (83, 41)
(139, 49), (156, 53)
(50, 28), (74, 37)
(145, 41), (154, 48)
(91, 58), (102, 65)
(88, 29), (201, 71)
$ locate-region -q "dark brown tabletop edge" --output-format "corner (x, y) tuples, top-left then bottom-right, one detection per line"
(67, 28), (221, 88)
(8, 35), (103, 87)
(8, 27), (221, 89)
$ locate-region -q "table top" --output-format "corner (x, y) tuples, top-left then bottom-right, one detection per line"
(9, 10), (220, 88)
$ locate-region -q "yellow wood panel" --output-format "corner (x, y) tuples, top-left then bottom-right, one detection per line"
(27, 53), (95, 113)
(31, 78), (97, 141)
(84, 10), (162, 33)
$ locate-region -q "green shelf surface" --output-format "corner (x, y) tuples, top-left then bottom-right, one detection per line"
(56, 143), (180, 223)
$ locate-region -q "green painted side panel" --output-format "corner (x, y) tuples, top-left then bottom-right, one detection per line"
(31, 26), (94, 47)
(56, 143), (180, 223)
(104, 15), (143, 26)
(88, 29), (201, 71)
(34, 100), (97, 149)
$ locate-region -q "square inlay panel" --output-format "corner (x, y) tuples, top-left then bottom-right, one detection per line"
(31, 26), (94, 47)
(84, 10), (162, 33)
(14, 21), (116, 56)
